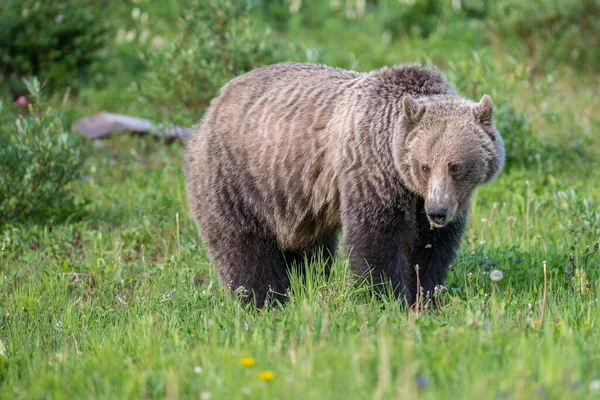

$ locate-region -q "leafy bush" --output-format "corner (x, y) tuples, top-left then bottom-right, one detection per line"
(377, 0), (445, 39)
(489, 0), (600, 73)
(138, 0), (300, 126)
(0, 0), (109, 92)
(0, 79), (83, 223)
(259, 0), (445, 38)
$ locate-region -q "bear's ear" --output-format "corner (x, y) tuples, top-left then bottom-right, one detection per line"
(474, 94), (493, 124)
(474, 94), (496, 140)
(402, 94), (425, 123)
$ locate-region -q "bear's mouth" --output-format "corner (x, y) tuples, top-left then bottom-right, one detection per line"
(427, 215), (447, 229)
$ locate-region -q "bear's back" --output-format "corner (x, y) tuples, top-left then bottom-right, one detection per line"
(185, 63), (454, 249)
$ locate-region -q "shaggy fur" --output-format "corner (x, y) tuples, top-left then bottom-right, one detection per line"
(184, 62), (505, 306)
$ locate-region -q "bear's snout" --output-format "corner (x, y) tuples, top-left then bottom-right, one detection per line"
(425, 177), (458, 228)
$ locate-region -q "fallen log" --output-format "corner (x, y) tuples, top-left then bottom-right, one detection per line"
(71, 112), (192, 144)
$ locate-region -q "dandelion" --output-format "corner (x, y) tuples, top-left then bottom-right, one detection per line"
(240, 357), (255, 367)
(194, 366), (203, 374)
(258, 370), (275, 381)
(490, 270), (503, 282)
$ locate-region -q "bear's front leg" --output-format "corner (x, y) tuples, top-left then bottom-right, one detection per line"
(405, 198), (469, 302)
(341, 199), (409, 300)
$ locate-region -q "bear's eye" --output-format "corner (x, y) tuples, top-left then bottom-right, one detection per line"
(448, 163), (462, 176)
(422, 165), (431, 178)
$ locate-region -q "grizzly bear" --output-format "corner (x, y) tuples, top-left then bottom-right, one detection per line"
(185, 63), (505, 306)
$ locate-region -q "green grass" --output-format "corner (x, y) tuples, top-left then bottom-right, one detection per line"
(2, 2), (600, 399)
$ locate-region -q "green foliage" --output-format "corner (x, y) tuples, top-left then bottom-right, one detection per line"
(138, 0), (299, 126)
(488, 0), (600, 72)
(0, 0), (109, 92)
(0, 79), (83, 223)
(260, 0), (445, 38)
(377, 0), (445, 38)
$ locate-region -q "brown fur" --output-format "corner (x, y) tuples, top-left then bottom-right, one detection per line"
(184, 62), (505, 306)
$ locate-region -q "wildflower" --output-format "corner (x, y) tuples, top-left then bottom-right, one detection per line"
(556, 321), (564, 330)
(566, 272), (573, 280)
(200, 392), (211, 400)
(484, 266), (490, 272)
(132, 8), (141, 20)
(515, 258), (523, 265)
(590, 380), (600, 391)
(240, 357), (255, 367)
(416, 375), (430, 388)
(194, 366), (203, 374)
(588, 282), (594, 289)
(490, 261), (498, 267)
(258, 370), (275, 381)
(490, 270), (503, 282)
(479, 257), (487, 265)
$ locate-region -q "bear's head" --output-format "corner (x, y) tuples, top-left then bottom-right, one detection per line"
(395, 94), (505, 228)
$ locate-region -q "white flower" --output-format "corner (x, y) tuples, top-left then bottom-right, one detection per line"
(200, 392), (211, 400)
(152, 36), (165, 49)
(194, 366), (203, 374)
(125, 30), (136, 43)
(132, 8), (141, 20)
(490, 270), (503, 282)
(590, 380), (600, 391)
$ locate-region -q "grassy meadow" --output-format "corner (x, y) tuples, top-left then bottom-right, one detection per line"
(1, 1), (600, 399)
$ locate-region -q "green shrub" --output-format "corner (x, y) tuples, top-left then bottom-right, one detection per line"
(489, 0), (600, 73)
(0, 0), (109, 92)
(259, 0), (445, 38)
(0, 79), (83, 223)
(138, 0), (300, 126)
(377, 0), (445, 39)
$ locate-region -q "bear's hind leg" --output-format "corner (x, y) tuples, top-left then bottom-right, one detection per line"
(206, 228), (291, 306)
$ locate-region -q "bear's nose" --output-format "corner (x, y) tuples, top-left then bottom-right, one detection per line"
(426, 207), (448, 227)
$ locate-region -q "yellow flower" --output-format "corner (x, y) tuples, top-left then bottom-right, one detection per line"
(556, 321), (564, 330)
(240, 357), (255, 367)
(258, 370), (275, 381)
